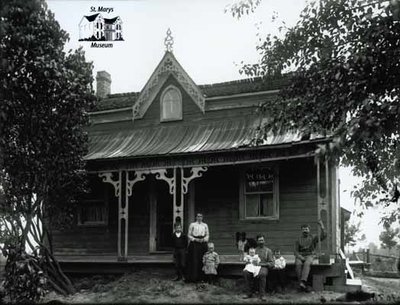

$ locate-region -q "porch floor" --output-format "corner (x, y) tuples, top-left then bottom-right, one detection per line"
(55, 254), (335, 265)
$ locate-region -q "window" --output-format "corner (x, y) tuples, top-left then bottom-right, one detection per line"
(240, 166), (279, 220)
(78, 199), (108, 226)
(160, 86), (182, 121)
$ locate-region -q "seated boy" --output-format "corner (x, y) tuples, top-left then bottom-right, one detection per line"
(268, 249), (286, 293)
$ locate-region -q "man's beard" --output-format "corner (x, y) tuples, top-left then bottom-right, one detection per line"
(302, 232), (309, 237)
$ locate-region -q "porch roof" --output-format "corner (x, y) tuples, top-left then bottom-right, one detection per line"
(84, 117), (325, 161)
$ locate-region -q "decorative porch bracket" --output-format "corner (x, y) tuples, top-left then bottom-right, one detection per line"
(99, 170), (150, 261)
(151, 169), (175, 194)
(149, 167), (207, 230)
(182, 166), (208, 194)
(99, 171), (124, 260)
(99, 172), (121, 197)
(99, 167), (207, 259)
(150, 168), (177, 228)
(179, 166), (208, 229)
(316, 157), (331, 257)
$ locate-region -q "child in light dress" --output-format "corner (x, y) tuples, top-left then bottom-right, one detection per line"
(202, 242), (220, 284)
(243, 247), (261, 277)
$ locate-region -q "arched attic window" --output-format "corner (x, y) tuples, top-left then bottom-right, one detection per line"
(160, 85), (182, 122)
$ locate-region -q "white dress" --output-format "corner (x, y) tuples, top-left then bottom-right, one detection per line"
(243, 254), (261, 277)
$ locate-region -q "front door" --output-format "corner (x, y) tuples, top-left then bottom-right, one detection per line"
(155, 180), (173, 251)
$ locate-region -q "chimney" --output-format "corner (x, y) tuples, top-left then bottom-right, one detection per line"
(96, 71), (111, 98)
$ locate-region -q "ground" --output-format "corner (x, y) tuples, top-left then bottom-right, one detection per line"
(41, 269), (400, 304)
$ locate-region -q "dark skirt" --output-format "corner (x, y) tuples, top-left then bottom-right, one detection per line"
(186, 241), (208, 282)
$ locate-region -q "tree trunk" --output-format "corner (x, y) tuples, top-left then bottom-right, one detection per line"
(28, 214), (76, 295)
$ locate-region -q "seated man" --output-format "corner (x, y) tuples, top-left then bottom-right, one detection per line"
(242, 234), (274, 301)
(294, 219), (326, 291)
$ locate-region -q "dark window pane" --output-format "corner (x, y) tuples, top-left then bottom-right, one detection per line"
(245, 194), (260, 217)
(260, 193), (274, 216)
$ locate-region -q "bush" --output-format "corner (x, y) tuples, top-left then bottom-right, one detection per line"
(3, 246), (47, 303)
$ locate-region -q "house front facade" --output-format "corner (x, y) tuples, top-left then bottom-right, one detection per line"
(52, 48), (343, 268)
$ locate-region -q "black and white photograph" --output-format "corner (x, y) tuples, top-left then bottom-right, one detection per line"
(0, 0), (399, 303)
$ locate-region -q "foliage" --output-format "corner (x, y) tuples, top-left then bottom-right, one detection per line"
(379, 225), (399, 250)
(344, 221), (364, 248)
(3, 246), (47, 303)
(232, 0), (400, 225)
(0, 0), (95, 299)
(225, 0), (261, 19)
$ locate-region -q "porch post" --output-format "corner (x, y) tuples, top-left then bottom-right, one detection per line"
(180, 166), (208, 229)
(99, 171), (123, 259)
(124, 170), (150, 259)
(149, 178), (157, 252)
(151, 168), (176, 231)
(99, 170), (149, 261)
(316, 157), (331, 256)
(147, 167), (207, 234)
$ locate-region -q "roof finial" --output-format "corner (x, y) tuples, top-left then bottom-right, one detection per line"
(164, 28), (174, 52)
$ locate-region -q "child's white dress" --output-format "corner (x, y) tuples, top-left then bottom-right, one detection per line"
(243, 254), (261, 277)
(274, 256), (286, 269)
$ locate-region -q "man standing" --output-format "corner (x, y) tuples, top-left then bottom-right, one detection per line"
(294, 219), (326, 291)
(243, 234), (274, 301)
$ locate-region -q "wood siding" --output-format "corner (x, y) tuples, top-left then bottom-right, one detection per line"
(53, 158), (330, 257)
(53, 181), (118, 256)
(53, 175), (151, 256)
(195, 158), (318, 255)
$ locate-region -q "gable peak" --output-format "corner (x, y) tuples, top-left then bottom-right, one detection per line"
(132, 50), (205, 120)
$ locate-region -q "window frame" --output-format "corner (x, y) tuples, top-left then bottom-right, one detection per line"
(239, 165), (280, 221)
(160, 85), (183, 122)
(77, 199), (109, 227)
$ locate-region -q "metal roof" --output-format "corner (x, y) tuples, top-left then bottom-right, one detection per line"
(84, 117), (323, 161)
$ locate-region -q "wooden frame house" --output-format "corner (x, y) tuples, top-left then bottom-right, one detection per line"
(53, 47), (353, 290)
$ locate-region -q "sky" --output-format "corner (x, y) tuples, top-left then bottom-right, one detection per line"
(46, 0), (393, 248)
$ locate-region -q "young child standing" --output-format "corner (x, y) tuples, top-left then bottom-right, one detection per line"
(236, 232), (247, 261)
(172, 223), (187, 281)
(243, 247), (261, 277)
(202, 242), (220, 284)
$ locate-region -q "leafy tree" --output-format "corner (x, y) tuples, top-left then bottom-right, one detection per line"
(230, 0), (400, 225)
(344, 217), (366, 252)
(0, 0), (94, 299)
(344, 222), (361, 248)
(379, 226), (399, 251)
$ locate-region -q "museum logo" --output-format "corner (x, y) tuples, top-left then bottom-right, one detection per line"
(79, 6), (124, 48)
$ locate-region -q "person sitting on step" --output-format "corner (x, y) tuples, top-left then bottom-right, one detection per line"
(294, 219), (326, 291)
